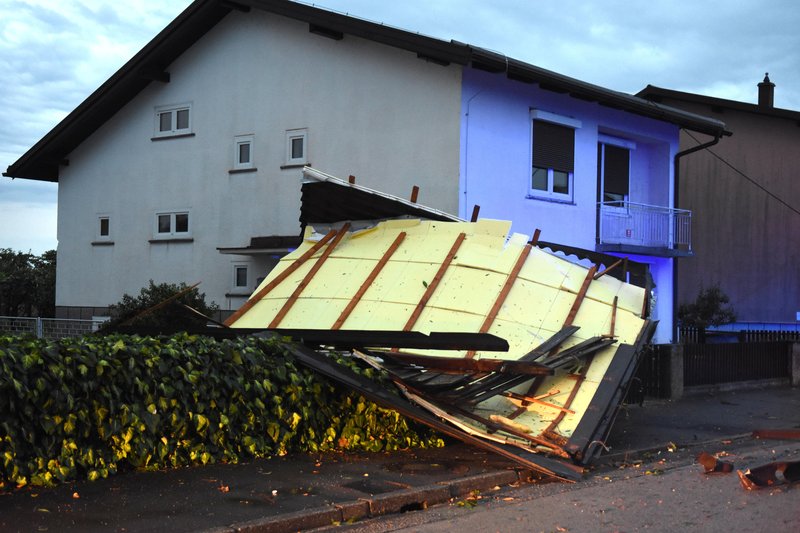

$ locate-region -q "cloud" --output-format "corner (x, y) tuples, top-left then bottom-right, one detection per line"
(1, 0), (799, 253)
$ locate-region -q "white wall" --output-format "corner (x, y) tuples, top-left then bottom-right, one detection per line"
(56, 10), (462, 311)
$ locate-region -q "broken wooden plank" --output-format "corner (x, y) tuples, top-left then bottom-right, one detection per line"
(380, 351), (553, 376)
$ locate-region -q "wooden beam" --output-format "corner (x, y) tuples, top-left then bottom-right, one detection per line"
(382, 352), (552, 375)
(268, 224), (350, 328)
(609, 296), (618, 338)
(530, 228), (541, 245)
(410, 185), (420, 203)
(466, 243), (532, 359)
(223, 229), (338, 326)
(402, 233), (466, 332)
(348, 174), (356, 184)
(564, 265), (598, 327)
(332, 232), (406, 329)
(593, 258), (623, 280)
(470, 205), (480, 222)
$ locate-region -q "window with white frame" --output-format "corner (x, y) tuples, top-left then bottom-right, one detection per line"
(233, 134), (254, 170)
(233, 264), (248, 289)
(155, 211), (190, 237)
(98, 215), (110, 239)
(285, 128), (308, 166)
(154, 103), (192, 137)
(529, 111), (580, 202)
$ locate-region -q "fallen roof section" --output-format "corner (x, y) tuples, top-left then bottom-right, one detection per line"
(227, 198), (656, 477)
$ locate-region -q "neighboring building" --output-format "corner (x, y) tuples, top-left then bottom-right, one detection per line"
(638, 77), (800, 331)
(5, 0), (725, 343)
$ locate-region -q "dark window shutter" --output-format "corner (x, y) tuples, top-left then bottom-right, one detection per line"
(603, 144), (630, 196)
(533, 121), (575, 173)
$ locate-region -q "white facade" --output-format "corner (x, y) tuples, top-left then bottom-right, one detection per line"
(56, 10), (462, 315)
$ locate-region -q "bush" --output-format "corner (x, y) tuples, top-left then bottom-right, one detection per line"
(0, 333), (442, 489)
(103, 280), (219, 332)
(677, 284), (737, 329)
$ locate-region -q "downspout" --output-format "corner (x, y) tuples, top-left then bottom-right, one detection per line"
(671, 130), (724, 341)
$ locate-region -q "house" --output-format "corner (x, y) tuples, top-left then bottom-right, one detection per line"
(638, 77), (800, 331)
(4, 0), (726, 343)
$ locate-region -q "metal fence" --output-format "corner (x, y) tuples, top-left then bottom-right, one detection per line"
(0, 316), (106, 340)
(598, 201), (692, 251)
(683, 341), (792, 386)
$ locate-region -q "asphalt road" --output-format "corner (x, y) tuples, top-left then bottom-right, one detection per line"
(321, 436), (800, 532)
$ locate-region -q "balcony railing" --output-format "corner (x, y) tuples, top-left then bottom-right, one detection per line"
(598, 201), (692, 255)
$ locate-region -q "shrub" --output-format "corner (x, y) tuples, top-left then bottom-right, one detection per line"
(677, 284), (737, 329)
(0, 333), (442, 489)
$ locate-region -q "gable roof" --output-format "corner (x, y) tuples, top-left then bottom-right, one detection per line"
(5, 0), (726, 182)
(638, 85), (800, 122)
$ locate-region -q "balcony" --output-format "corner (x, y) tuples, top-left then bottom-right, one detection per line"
(597, 201), (692, 257)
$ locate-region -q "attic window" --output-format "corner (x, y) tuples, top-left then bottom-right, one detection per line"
(154, 103), (192, 138)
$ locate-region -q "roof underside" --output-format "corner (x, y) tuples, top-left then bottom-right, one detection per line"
(5, 0), (726, 181)
(638, 84), (800, 122)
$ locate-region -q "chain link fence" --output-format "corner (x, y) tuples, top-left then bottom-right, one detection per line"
(0, 316), (107, 340)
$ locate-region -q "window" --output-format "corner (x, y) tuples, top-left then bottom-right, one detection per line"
(234, 265), (248, 289)
(233, 134), (254, 170)
(98, 216), (110, 238)
(155, 211), (190, 237)
(285, 128), (308, 166)
(154, 104), (192, 137)
(530, 118), (576, 202)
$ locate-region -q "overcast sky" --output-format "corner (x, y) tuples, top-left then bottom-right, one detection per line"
(2, 0), (798, 254)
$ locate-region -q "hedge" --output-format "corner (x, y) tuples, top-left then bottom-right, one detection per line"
(0, 333), (443, 489)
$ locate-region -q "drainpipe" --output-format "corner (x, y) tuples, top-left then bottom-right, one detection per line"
(671, 131), (723, 341)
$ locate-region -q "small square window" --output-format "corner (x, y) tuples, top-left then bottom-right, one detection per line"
(154, 104), (192, 137)
(233, 134), (254, 170)
(158, 214), (171, 234)
(285, 128), (308, 165)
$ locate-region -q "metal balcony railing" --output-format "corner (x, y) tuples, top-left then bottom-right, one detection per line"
(598, 201), (692, 252)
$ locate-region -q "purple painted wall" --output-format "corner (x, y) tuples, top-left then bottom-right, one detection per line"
(459, 69), (682, 342)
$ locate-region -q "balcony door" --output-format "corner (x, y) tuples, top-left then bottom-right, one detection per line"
(598, 142), (630, 204)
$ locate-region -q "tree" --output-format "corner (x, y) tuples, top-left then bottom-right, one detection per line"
(677, 284), (737, 329)
(0, 249), (56, 317)
(103, 280), (218, 332)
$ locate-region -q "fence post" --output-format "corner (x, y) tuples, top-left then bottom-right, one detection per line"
(36, 317), (44, 339)
(792, 342), (800, 387)
(670, 343), (684, 399)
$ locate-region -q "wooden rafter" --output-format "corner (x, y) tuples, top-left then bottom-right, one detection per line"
(401, 232), (466, 332)
(466, 243), (532, 359)
(223, 229), (338, 326)
(267, 224), (351, 329)
(331, 232), (407, 330)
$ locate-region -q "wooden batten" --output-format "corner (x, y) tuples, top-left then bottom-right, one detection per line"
(332, 232), (407, 329)
(267, 224), (351, 328)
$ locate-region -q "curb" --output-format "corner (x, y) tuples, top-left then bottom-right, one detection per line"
(208, 434), (759, 533)
(205, 469), (523, 533)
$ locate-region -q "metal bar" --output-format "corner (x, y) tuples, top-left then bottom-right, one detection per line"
(466, 243), (532, 359)
(223, 229), (337, 326)
(401, 232), (466, 332)
(268, 224), (351, 328)
(331, 232), (406, 329)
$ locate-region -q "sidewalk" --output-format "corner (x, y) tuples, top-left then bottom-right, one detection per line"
(1, 386), (798, 533)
